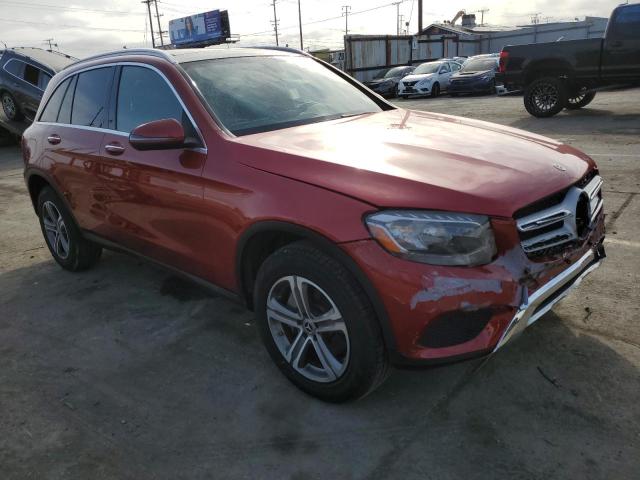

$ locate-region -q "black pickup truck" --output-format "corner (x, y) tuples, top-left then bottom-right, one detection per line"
(497, 3), (640, 117)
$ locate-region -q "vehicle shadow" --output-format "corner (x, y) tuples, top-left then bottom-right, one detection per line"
(511, 109), (640, 137)
(1, 251), (638, 479)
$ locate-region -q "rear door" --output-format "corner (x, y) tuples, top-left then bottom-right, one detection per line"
(601, 4), (640, 81)
(38, 66), (115, 230)
(97, 64), (209, 276)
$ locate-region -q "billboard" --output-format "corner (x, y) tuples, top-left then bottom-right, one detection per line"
(169, 10), (230, 47)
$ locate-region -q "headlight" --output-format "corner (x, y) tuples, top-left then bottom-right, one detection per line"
(365, 210), (497, 266)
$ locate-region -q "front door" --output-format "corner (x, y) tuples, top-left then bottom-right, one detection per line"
(601, 4), (640, 82)
(97, 64), (210, 278)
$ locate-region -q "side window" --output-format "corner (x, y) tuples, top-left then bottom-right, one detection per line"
(440, 63), (450, 73)
(116, 66), (186, 133)
(71, 67), (113, 127)
(57, 75), (77, 124)
(4, 59), (24, 77)
(40, 77), (71, 123)
(39, 72), (52, 90)
(612, 5), (640, 39)
(24, 64), (40, 86)
(451, 62), (461, 71)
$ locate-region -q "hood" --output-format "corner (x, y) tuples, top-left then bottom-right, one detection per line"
(231, 109), (595, 218)
(401, 73), (435, 83)
(365, 77), (397, 85)
(453, 69), (495, 78)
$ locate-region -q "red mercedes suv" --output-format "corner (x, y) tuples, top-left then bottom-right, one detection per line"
(22, 48), (605, 401)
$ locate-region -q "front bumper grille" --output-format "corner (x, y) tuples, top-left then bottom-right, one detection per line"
(515, 173), (603, 256)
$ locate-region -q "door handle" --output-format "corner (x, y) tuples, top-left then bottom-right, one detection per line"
(104, 143), (125, 155)
(47, 134), (61, 145)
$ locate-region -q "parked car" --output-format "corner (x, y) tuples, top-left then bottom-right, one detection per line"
(497, 2), (640, 117)
(23, 48), (605, 402)
(442, 56), (468, 65)
(397, 60), (462, 98)
(449, 54), (499, 96)
(363, 65), (414, 97)
(0, 47), (76, 122)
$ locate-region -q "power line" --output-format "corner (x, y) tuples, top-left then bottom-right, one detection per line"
(0, 0), (144, 15)
(0, 18), (144, 32)
(240, 1), (405, 38)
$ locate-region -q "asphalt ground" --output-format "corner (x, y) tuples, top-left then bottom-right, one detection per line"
(1, 90), (638, 479)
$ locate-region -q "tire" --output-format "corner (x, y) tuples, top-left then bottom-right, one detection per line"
(254, 241), (389, 402)
(430, 82), (440, 98)
(566, 91), (596, 110)
(1, 92), (23, 121)
(523, 76), (567, 118)
(37, 187), (102, 271)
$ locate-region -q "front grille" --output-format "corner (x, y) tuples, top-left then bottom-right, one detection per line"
(403, 81), (417, 87)
(515, 173), (603, 257)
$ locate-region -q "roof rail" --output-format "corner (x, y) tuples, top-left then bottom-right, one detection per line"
(64, 48), (175, 70)
(252, 46), (310, 57)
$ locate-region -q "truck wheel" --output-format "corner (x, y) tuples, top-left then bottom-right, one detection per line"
(254, 241), (389, 402)
(566, 91), (596, 110)
(524, 77), (567, 118)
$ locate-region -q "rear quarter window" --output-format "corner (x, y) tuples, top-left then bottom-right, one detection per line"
(40, 77), (71, 123)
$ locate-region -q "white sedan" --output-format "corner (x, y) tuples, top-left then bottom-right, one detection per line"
(397, 60), (462, 98)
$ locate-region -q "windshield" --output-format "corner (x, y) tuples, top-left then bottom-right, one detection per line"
(461, 58), (498, 72)
(413, 62), (442, 75)
(376, 67), (407, 78)
(182, 56), (382, 136)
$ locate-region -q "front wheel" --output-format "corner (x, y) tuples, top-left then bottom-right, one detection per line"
(524, 76), (567, 118)
(430, 82), (440, 98)
(254, 241), (389, 402)
(566, 91), (596, 110)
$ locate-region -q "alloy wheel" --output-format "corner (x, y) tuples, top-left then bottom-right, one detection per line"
(531, 83), (559, 113)
(42, 201), (71, 259)
(266, 275), (350, 383)
(2, 94), (16, 119)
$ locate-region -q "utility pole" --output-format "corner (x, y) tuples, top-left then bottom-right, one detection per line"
(153, 0), (165, 47)
(142, 0), (156, 48)
(342, 5), (351, 37)
(394, 2), (401, 35)
(297, 0), (303, 50)
(418, 0), (423, 33)
(43, 38), (57, 50)
(271, 0), (279, 46)
(477, 8), (490, 25)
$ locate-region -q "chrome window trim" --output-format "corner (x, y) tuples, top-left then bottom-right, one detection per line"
(34, 61), (207, 154)
(2, 58), (50, 92)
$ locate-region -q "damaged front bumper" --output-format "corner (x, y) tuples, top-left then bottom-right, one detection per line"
(494, 242), (605, 351)
(340, 214), (606, 365)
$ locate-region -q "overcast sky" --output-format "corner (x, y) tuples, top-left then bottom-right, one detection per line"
(0, 0), (623, 58)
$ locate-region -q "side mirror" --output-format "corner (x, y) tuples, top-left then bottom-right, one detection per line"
(129, 118), (185, 151)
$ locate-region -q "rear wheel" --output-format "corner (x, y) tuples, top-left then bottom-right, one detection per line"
(430, 82), (440, 98)
(524, 76), (567, 118)
(37, 187), (102, 271)
(254, 241), (389, 402)
(1, 92), (23, 121)
(566, 90), (596, 110)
